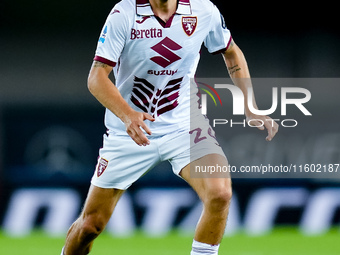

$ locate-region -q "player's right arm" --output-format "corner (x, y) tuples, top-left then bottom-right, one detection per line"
(87, 61), (155, 146)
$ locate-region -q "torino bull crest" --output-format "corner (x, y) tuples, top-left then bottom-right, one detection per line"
(182, 17), (197, 36)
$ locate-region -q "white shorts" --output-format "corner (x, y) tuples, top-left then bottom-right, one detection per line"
(91, 119), (226, 190)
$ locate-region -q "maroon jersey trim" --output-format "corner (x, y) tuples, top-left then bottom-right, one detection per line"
(94, 56), (117, 67)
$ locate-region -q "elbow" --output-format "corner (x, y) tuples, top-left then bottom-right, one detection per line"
(223, 44), (243, 60)
(87, 73), (98, 96)
(223, 45), (247, 67)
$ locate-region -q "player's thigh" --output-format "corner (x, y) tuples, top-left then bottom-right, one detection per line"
(179, 153), (232, 203)
(91, 134), (160, 190)
(81, 184), (124, 227)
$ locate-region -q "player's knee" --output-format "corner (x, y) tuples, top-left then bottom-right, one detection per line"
(205, 185), (232, 212)
(79, 216), (106, 243)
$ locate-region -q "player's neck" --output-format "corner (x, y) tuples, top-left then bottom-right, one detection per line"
(149, 0), (177, 22)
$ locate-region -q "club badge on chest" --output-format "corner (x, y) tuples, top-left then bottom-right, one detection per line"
(182, 16), (197, 36)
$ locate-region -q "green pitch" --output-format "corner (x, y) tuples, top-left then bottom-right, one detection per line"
(0, 228), (339, 255)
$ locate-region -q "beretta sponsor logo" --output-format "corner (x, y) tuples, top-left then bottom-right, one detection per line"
(131, 28), (163, 40)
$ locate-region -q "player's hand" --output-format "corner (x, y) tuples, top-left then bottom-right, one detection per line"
(123, 110), (155, 146)
(246, 114), (279, 141)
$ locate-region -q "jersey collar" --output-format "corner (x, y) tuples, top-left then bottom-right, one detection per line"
(136, 0), (192, 16)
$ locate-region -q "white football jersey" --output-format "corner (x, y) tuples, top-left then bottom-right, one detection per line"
(94, 0), (231, 136)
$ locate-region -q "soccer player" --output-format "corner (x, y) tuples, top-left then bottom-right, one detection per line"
(61, 0), (278, 254)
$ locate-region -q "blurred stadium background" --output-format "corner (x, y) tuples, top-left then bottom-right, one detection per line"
(0, 1), (339, 254)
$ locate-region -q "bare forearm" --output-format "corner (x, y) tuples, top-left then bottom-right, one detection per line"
(88, 63), (133, 123)
(87, 61), (154, 145)
(223, 43), (250, 79)
(222, 41), (279, 141)
(222, 42), (258, 114)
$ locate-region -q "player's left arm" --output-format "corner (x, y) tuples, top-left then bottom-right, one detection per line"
(222, 40), (279, 141)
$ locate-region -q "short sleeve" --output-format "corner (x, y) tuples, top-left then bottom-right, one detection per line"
(94, 6), (129, 66)
(203, 5), (232, 54)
